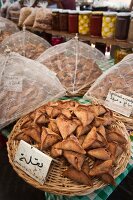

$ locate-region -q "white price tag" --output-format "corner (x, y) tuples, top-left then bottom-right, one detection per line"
(14, 140), (53, 185)
(104, 90), (133, 117)
(4, 75), (23, 92)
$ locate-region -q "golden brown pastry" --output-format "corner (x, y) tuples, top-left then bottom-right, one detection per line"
(107, 132), (127, 144)
(41, 127), (61, 150)
(76, 125), (91, 138)
(15, 133), (32, 143)
(54, 135), (86, 154)
(63, 150), (85, 171)
(82, 127), (97, 149)
(88, 148), (111, 160)
(89, 160), (113, 176)
(21, 127), (41, 143)
(74, 106), (94, 127)
(56, 115), (78, 139)
(50, 146), (63, 158)
(48, 119), (60, 135)
(63, 166), (92, 186)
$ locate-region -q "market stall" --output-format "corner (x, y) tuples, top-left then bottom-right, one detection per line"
(0, 1), (133, 200)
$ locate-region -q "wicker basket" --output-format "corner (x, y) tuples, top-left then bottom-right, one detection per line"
(7, 115), (131, 196)
(86, 97), (133, 132)
(113, 113), (133, 131)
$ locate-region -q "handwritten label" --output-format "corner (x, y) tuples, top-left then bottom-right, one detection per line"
(14, 140), (53, 184)
(4, 75), (23, 92)
(104, 90), (133, 117)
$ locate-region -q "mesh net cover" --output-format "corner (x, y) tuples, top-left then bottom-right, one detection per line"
(0, 29), (51, 60)
(37, 37), (111, 96)
(0, 17), (19, 43)
(0, 52), (66, 129)
(84, 54), (133, 104)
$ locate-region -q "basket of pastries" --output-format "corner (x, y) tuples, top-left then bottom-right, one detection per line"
(37, 38), (111, 96)
(7, 99), (131, 196)
(0, 17), (19, 43)
(84, 54), (133, 131)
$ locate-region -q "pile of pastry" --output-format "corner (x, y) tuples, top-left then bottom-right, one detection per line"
(15, 100), (127, 186)
(0, 31), (11, 43)
(38, 53), (102, 94)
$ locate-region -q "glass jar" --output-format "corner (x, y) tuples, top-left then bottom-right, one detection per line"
(102, 12), (117, 38)
(52, 9), (61, 31)
(78, 11), (91, 35)
(59, 9), (69, 32)
(68, 10), (78, 33)
(90, 12), (103, 37)
(114, 47), (132, 63)
(115, 12), (130, 40)
(128, 14), (133, 42)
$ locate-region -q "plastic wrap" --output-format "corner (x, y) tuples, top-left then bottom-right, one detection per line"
(0, 17), (19, 43)
(0, 52), (66, 129)
(0, 29), (51, 59)
(84, 54), (133, 103)
(37, 37), (111, 96)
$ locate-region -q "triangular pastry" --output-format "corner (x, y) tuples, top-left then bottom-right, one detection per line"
(56, 115), (78, 139)
(54, 135), (86, 154)
(63, 166), (92, 186)
(88, 148), (111, 160)
(82, 127), (97, 149)
(89, 160), (113, 176)
(74, 106), (94, 127)
(41, 127), (61, 150)
(63, 150), (85, 171)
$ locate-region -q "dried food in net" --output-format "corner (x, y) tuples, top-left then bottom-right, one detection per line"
(33, 8), (52, 30)
(0, 17), (19, 43)
(0, 30), (51, 60)
(18, 7), (32, 26)
(0, 52), (66, 129)
(23, 8), (37, 26)
(84, 54), (133, 104)
(37, 38), (111, 96)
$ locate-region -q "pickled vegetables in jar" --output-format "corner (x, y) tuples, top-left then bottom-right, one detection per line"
(102, 12), (117, 38)
(78, 11), (91, 35)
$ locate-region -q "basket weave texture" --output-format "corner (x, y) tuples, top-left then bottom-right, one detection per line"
(7, 103), (131, 196)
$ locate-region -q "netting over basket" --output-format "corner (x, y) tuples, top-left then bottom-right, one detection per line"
(84, 54), (133, 130)
(0, 29), (51, 60)
(84, 54), (133, 104)
(0, 52), (66, 129)
(0, 17), (19, 43)
(37, 37), (111, 96)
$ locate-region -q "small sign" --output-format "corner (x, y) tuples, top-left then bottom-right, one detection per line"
(14, 140), (53, 185)
(4, 75), (23, 92)
(104, 90), (133, 117)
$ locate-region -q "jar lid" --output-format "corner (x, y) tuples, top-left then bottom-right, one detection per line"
(117, 12), (131, 16)
(92, 11), (103, 15)
(103, 12), (117, 16)
(79, 11), (92, 15)
(52, 9), (62, 12)
(60, 9), (70, 13)
(69, 10), (79, 14)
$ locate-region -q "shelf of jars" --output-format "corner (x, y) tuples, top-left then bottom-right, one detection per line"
(44, 29), (133, 48)
(24, 25), (133, 48)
